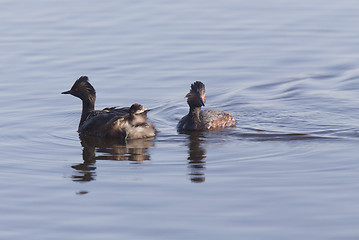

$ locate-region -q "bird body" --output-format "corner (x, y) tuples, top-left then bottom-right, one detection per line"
(62, 76), (156, 140)
(177, 81), (236, 131)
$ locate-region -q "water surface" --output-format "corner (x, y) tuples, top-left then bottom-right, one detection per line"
(1, 0), (359, 239)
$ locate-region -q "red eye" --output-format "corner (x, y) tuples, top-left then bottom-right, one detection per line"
(193, 95), (197, 99)
(74, 88), (78, 92)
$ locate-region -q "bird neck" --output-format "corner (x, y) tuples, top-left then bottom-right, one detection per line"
(79, 99), (95, 129)
(188, 106), (201, 122)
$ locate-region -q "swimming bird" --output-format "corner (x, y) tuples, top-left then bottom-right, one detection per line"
(62, 76), (156, 139)
(177, 81), (236, 131)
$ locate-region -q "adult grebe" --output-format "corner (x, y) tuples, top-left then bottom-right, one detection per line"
(62, 76), (156, 139)
(177, 81), (236, 131)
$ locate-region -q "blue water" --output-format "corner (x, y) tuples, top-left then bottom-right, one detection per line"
(1, 0), (359, 239)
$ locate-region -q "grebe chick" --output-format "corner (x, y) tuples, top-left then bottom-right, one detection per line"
(120, 104), (157, 140)
(62, 76), (156, 139)
(177, 81), (236, 131)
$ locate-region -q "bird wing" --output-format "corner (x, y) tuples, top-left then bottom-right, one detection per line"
(79, 107), (130, 137)
(86, 106), (129, 121)
(200, 109), (236, 129)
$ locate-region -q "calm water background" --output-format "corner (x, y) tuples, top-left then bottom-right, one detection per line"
(1, 0), (359, 239)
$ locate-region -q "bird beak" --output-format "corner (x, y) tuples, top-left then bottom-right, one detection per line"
(200, 98), (205, 106)
(135, 108), (151, 114)
(61, 90), (72, 94)
(140, 108), (151, 114)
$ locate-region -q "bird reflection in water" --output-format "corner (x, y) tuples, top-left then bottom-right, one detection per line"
(71, 134), (154, 182)
(186, 132), (207, 183)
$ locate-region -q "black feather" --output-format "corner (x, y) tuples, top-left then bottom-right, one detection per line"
(190, 81), (205, 94)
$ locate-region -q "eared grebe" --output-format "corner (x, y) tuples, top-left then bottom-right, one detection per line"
(177, 81), (236, 131)
(62, 76), (156, 140)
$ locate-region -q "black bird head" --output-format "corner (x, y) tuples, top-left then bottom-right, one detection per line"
(129, 103), (150, 115)
(186, 81), (206, 107)
(62, 76), (96, 103)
